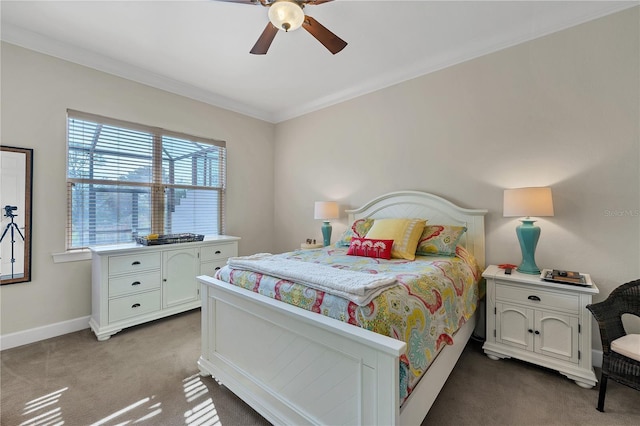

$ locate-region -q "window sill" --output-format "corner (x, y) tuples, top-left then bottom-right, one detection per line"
(52, 249), (92, 263)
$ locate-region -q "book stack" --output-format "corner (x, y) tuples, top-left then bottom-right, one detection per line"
(542, 269), (588, 286)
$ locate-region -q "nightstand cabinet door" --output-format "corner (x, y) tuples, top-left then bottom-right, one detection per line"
(496, 303), (579, 363)
(496, 303), (534, 352)
(536, 311), (579, 363)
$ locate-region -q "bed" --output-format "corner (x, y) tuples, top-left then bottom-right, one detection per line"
(197, 191), (487, 425)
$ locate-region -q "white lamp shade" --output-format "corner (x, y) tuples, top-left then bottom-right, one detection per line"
(314, 201), (339, 220)
(269, 1), (305, 32)
(504, 187), (554, 217)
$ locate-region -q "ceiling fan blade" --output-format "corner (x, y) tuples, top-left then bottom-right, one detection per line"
(302, 15), (347, 54)
(213, 0), (262, 5)
(250, 22), (279, 54)
(215, 0), (332, 4)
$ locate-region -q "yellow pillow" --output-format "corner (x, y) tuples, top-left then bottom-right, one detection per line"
(365, 218), (426, 260)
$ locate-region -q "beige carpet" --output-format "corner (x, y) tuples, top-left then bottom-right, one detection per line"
(423, 338), (640, 425)
(1, 309), (638, 425)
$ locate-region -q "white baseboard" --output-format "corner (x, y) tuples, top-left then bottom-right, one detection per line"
(592, 349), (603, 369)
(0, 316), (90, 351)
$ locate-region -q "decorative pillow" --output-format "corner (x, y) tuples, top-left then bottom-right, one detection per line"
(347, 238), (394, 260)
(336, 218), (375, 247)
(364, 218), (425, 260)
(415, 225), (467, 257)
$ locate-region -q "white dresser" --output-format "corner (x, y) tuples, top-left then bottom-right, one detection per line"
(482, 265), (599, 388)
(90, 235), (239, 340)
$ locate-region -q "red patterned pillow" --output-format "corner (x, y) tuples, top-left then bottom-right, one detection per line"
(347, 238), (394, 260)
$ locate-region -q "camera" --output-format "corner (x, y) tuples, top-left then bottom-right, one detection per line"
(4, 205), (17, 217)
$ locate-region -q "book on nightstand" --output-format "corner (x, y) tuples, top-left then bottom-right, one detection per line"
(541, 269), (588, 286)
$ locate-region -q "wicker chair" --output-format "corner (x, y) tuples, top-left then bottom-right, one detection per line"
(586, 279), (640, 412)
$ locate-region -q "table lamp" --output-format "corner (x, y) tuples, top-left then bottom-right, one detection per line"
(314, 201), (339, 246)
(503, 187), (554, 274)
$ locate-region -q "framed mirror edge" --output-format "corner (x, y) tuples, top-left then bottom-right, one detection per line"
(0, 145), (33, 285)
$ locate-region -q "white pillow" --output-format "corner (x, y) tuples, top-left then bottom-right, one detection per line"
(611, 334), (640, 362)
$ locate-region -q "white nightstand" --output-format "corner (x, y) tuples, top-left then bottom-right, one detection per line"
(482, 265), (599, 388)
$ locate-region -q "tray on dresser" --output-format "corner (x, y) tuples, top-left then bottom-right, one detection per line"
(135, 233), (204, 246)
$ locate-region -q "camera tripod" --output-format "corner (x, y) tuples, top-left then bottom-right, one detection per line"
(0, 205), (25, 279)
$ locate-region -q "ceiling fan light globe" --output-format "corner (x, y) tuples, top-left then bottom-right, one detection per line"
(268, 1), (304, 32)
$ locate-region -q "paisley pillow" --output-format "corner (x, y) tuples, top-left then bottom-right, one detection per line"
(336, 218), (375, 247)
(415, 225), (467, 257)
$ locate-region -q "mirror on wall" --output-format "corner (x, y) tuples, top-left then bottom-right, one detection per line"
(0, 146), (33, 284)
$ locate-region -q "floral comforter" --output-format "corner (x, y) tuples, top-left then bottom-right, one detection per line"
(215, 245), (480, 403)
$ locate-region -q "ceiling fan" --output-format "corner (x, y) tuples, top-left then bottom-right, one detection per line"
(217, 0), (347, 55)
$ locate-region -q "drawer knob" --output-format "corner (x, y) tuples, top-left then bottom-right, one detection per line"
(132, 261), (141, 266)
(131, 281), (141, 286)
(215, 250), (221, 255)
(528, 329), (534, 334)
(215, 267), (221, 271)
(535, 330), (540, 335)
(528, 295), (541, 301)
(132, 303), (141, 308)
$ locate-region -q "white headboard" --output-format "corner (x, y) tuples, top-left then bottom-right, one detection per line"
(346, 191), (488, 268)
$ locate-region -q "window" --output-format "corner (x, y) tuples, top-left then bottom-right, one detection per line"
(66, 110), (226, 249)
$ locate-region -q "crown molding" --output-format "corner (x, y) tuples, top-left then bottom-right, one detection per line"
(1, 24), (278, 123)
(2, 2), (637, 124)
(273, 2), (639, 123)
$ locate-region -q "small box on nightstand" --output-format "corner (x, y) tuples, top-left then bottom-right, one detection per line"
(301, 243), (323, 250)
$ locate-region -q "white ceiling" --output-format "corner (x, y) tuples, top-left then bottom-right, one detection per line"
(2, 1), (637, 123)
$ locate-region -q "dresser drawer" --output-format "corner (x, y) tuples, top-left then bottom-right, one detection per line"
(200, 260), (227, 277)
(108, 271), (161, 297)
(495, 283), (579, 313)
(109, 290), (161, 323)
(200, 243), (237, 262)
(108, 252), (161, 275)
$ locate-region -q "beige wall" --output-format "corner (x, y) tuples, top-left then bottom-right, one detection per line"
(274, 9), (640, 347)
(0, 42), (275, 335)
(1, 8), (638, 350)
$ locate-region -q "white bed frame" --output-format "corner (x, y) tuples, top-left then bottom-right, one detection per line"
(197, 191), (487, 425)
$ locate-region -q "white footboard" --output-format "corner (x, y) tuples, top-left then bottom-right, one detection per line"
(198, 275), (406, 425)
(198, 276), (405, 425)
(198, 275), (477, 426)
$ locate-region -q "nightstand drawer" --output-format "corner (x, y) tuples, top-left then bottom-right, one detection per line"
(108, 252), (161, 275)
(496, 283), (579, 313)
(109, 290), (161, 323)
(200, 243), (237, 262)
(108, 271), (161, 297)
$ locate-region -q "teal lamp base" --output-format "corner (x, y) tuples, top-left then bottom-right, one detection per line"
(321, 221), (332, 247)
(515, 219), (541, 274)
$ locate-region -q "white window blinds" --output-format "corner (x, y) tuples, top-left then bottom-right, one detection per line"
(66, 110), (226, 249)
